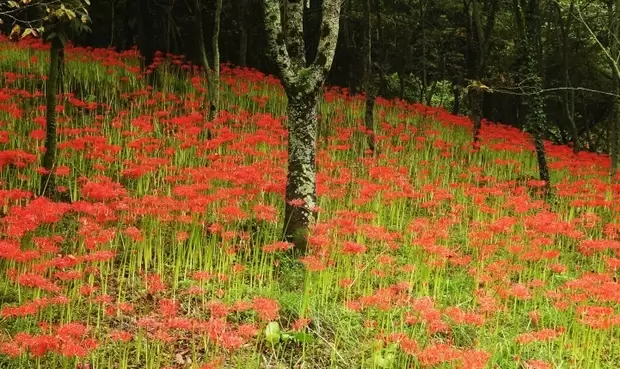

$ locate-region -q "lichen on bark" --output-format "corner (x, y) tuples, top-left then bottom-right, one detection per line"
(262, 0), (341, 253)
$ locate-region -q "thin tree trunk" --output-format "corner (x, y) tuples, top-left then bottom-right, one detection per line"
(469, 87), (483, 145)
(517, 0), (551, 191)
(210, 0), (222, 121)
(138, 0), (155, 71)
(557, 0), (579, 153)
(374, 0), (386, 96)
(195, 0), (222, 127)
(364, 0), (375, 153)
(238, 0), (248, 67)
(610, 0), (620, 177)
(452, 82), (460, 115)
(398, 70), (406, 100)
(41, 37), (63, 198)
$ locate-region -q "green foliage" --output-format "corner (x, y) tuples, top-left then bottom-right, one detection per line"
(0, 0), (91, 43)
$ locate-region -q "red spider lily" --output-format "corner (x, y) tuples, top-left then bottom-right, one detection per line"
(251, 297), (279, 321)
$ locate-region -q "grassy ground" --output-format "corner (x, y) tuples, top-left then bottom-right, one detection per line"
(0, 36), (619, 369)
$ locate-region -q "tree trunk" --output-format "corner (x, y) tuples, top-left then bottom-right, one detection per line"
(138, 0), (155, 71)
(41, 37), (63, 198)
(210, 0), (222, 121)
(609, 98), (620, 178)
(283, 92), (320, 254)
(363, 0), (375, 153)
(195, 0), (222, 126)
(530, 91), (551, 186)
(263, 0), (341, 253)
(468, 87), (483, 145)
(557, 0), (579, 153)
(238, 0), (248, 68)
(611, 0), (620, 178)
(398, 70), (406, 100)
(517, 0), (551, 191)
(373, 0), (387, 96)
(452, 83), (460, 115)
(466, 0), (498, 145)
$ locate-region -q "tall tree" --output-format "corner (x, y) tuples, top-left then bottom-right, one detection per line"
(237, 0), (248, 67)
(466, 0), (499, 146)
(263, 0), (341, 254)
(610, 0), (620, 177)
(563, 0), (620, 177)
(138, 0), (156, 71)
(554, 0), (580, 153)
(195, 0), (222, 122)
(515, 0), (551, 189)
(1, 0), (91, 200)
(364, 0), (376, 153)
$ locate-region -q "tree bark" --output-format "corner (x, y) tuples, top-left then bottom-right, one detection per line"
(516, 0), (551, 190)
(610, 0), (620, 177)
(468, 86), (483, 145)
(374, 0), (387, 96)
(364, 0), (376, 153)
(263, 0), (341, 253)
(467, 0), (498, 145)
(138, 0), (155, 71)
(41, 37), (63, 199)
(238, 0), (248, 68)
(195, 0), (222, 125)
(284, 92), (320, 254)
(452, 82), (460, 115)
(556, 0), (579, 153)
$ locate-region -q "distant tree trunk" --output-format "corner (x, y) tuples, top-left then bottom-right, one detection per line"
(467, 0), (498, 146)
(556, 0), (579, 153)
(420, 0), (428, 103)
(364, 0), (376, 153)
(452, 82), (460, 115)
(398, 70), (406, 100)
(263, 0), (341, 254)
(238, 0), (248, 67)
(138, 0), (155, 70)
(195, 0), (222, 123)
(374, 0), (387, 96)
(610, 0), (620, 177)
(41, 37), (63, 199)
(516, 0), (551, 190)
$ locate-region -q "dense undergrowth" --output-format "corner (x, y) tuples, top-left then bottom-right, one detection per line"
(0, 37), (619, 369)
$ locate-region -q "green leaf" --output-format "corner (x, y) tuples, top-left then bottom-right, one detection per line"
(292, 332), (314, 343)
(264, 321), (281, 345)
(45, 32), (57, 42)
(21, 28), (33, 38)
(57, 32), (67, 46)
(8, 1), (19, 8)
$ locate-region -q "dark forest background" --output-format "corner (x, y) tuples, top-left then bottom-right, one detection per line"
(3, 0), (620, 158)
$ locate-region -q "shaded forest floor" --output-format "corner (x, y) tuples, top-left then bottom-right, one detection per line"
(0, 38), (619, 369)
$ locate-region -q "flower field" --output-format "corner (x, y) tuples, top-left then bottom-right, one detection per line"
(0, 37), (619, 369)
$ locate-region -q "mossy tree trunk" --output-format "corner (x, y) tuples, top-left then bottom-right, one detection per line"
(263, 0), (341, 254)
(515, 0), (551, 190)
(41, 37), (64, 198)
